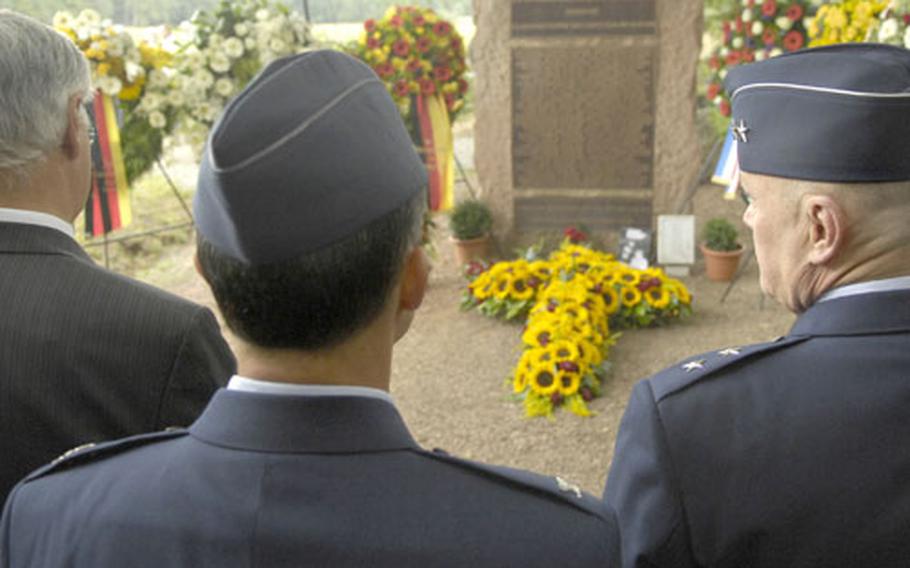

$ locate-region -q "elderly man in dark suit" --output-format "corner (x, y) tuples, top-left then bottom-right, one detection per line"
(0, 10), (235, 504)
(0, 50), (620, 567)
(605, 43), (910, 567)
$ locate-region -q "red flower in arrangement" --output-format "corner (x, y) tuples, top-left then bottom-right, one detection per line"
(563, 226), (587, 243)
(367, 36), (381, 49)
(393, 38), (410, 57)
(904, 14), (910, 25)
(762, 0), (777, 18)
(763, 28), (777, 46)
(463, 260), (487, 278)
(419, 77), (436, 95)
(375, 62), (395, 78)
(393, 79), (410, 98)
(451, 36), (463, 51)
(726, 51), (741, 66)
(416, 36), (432, 53)
(719, 99), (731, 117)
(457, 78), (469, 93)
(433, 66), (452, 82)
(787, 4), (804, 21)
(741, 50), (755, 63)
(444, 92), (457, 110)
(706, 82), (721, 101)
(558, 361), (580, 373)
(709, 55), (721, 70)
(413, 13), (426, 26)
(550, 392), (564, 406)
(636, 278), (662, 293)
(364, 19), (376, 32)
(735, 16), (744, 33)
(580, 386), (594, 402)
(390, 14), (403, 28)
(433, 21), (452, 36)
(407, 58), (422, 72)
(783, 30), (804, 52)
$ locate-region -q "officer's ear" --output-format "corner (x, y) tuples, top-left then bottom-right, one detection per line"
(393, 245), (429, 342)
(61, 94), (85, 160)
(803, 194), (847, 266)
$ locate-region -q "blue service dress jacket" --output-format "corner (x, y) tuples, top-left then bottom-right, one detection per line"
(0, 222), (235, 505)
(1, 389), (620, 567)
(605, 289), (910, 567)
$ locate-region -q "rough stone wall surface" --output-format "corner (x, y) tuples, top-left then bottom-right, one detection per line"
(653, 0), (702, 215)
(472, 0), (702, 241)
(472, 0), (514, 239)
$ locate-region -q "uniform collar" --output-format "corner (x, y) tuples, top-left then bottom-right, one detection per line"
(790, 288), (910, 337)
(226, 375), (395, 405)
(188, 388), (418, 454)
(817, 275), (910, 303)
(0, 207), (75, 240)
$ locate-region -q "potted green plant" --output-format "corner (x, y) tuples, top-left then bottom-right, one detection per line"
(700, 217), (744, 281)
(449, 199), (493, 265)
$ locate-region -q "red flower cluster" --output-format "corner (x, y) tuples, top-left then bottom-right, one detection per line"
(564, 226), (588, 243)
(704, 1), (814, 117)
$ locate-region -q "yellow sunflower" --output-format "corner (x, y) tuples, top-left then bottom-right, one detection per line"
(617, 269), (641, 287)
(528, 363), (559, 395)
(644, 287), (671, 309)
(509, 277), (536, 302)
(556, 370), (582, 396)
(666, 278), (692, 304)
(549, 340), (580, 362)
(522, 320), (555, 348)
(621, 286), (643, 308)
(601, 286), (620, 315)
(575, 338), (603, 366)
(493, 274), (514, 300)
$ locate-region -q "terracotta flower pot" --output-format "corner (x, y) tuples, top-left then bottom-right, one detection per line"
(700, 243), (744, 282)
(452, 234), (491, 265)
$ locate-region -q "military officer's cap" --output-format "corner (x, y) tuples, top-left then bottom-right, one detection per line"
(725, 43), (910, 183)
(194, 49), (427, 265)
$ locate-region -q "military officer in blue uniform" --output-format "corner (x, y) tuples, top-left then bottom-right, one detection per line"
(605, 43), (910, 568)
(0, 50), (620, 567)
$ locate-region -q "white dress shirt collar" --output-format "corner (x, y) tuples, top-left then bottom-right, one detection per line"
(817, 275), (910, 303)
(0, 207), (75, 240)
(227, 375), (395, 405)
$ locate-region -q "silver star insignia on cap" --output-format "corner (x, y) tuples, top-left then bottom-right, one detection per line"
(718, 347), (741, 357)
(556, 476), (582, 498)
(682, 360), (706, 372)
(733, 120), (750, 143)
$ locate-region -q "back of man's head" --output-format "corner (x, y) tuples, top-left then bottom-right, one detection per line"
(194, 50), (428, 351)
(0, 10), (92, 180)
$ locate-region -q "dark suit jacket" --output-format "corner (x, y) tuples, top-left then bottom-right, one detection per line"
(1, 389), (619, 567)
(0, 222), (235, 504)
(605, 289), (910, 567)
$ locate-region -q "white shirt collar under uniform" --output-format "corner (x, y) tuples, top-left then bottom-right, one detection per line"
(817, 275), (910, 303)
(0, 207), (75, 240)
(227, 375), (395, 405)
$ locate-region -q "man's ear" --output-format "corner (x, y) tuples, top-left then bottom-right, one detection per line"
(62, 94), (84, 160)
(393, 246), (429, 342)
(804, 194), (847, 266)
(399, 246), (429, 312)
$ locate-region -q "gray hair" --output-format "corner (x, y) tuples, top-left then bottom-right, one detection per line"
(0, 10), (93, 175)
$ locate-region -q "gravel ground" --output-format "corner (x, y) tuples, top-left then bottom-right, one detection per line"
(145, 182), (795, 496)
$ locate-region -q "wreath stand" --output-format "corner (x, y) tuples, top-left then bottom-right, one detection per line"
(83, 158), (194, 269)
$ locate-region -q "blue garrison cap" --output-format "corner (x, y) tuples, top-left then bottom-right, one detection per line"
(725, 43), (910, 182)
(194, 50), (427, 264)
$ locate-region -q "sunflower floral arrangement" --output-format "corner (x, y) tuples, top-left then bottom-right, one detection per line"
(354, 6), (469, 123)
(169, 0), (312, 148)
(462, 235), (692, 419)
(704, 0), (815, 117)
(53, 9), (172, 180)
(807, 0), (890, 45)
(874, 0), (910, 46)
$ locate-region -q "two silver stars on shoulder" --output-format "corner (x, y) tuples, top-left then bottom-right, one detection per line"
(681, 347), (741, 372)
(733, 120), (750, 143)
(556, 476), (583, 498)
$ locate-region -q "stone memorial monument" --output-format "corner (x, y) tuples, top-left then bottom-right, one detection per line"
(472, 0), (702, 242)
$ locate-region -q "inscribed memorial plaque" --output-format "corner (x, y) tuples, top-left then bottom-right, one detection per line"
(512, 46), (655, 190)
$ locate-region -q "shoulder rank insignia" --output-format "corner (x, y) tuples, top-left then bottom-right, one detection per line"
(682, 360), (706, 372)
(555, 476), (582, 498)
(718, 347), (741, 357)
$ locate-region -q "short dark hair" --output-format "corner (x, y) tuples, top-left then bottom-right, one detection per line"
(197, 192), (425, 350)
